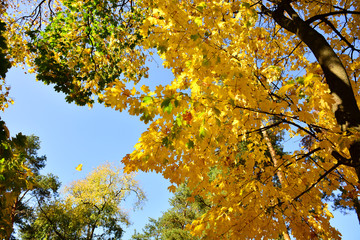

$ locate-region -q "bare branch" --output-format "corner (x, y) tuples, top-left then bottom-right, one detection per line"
(320, 17), (360, 54)
(305, 10), (360, 24)
(294, 163), (340, 201)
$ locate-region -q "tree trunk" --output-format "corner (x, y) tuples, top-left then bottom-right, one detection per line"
(262, 127), (291, 240)
(269, 1), (360, 181)
(264, 0), (360, 226)
(352, 197), (360, 225)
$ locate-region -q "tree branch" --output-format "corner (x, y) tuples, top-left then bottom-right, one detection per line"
(294, 163), (340, 201)
(305, 10), (360, 24)
(234, 104), (299, 121)
(320, 17), (360, 54)
(36, 198), (67, 240)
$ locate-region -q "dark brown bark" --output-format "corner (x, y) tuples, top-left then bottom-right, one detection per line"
(260, 0), (360, 224)
(264, 1), (360, 180)
(353, 197), (360, 225)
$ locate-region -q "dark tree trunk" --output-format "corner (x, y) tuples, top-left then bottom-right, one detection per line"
(353, 197), (360, 225)
(267, 1), (360, 180)
(262, 0), (360, 225)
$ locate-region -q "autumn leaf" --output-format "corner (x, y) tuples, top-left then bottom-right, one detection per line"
(75, 164), (83, 171)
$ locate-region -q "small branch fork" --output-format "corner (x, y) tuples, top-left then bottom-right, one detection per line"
(16, 0), (56, 30)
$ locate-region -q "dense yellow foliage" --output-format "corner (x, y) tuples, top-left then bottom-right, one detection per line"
(2, 0), (360, 239)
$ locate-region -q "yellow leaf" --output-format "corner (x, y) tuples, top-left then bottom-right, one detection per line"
(194, 17), (203, 26)
(75, 164), (83, 171)
(304, 73), (314, 83)
(141, 85), (150, 93)
(278, 83), (294, 95)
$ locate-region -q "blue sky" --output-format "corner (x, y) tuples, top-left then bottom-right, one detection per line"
(2, 64), (174, 239)
(2, 62), (360, 239)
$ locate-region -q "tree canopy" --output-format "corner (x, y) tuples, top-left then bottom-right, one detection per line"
(2, 0), (360, 239)
(20, 163), (146, 240)
(132, 183), (209, 240)
(0, 120), (59, 240)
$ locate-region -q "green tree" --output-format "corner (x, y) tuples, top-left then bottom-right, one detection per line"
(0, 120), (58, 240)
(132, 184), (209, 240)
(20, 163), (146, 240)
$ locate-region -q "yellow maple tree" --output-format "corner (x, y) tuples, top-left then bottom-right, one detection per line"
(2, 0), (360, 239)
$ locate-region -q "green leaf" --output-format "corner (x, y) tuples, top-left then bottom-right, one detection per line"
(186, 139), (195, 149)
(143, 96), (153, 104)
(164, 103), (173, 114)
(158, 45), (167, 54)
(161, 98), (171, 108)
(175, 116), (182, 127)
(174, 99), (179, 107)
(140, 112), (153, 124)
(161, 98), (173, 114)
(162, 137), (171, 147)
(190, 34), (200, 41)
(296, 77), (304, 85)
(199, 125), (206, 138)
(196, 2), (207, 12)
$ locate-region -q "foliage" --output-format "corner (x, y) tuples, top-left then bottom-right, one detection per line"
(24, 0), (146, 106)
(0, 17), (12, 111)
(132, 184), (209, 240)
(20, 163), (146, 240)
(0, 20), (11, 80)
(0, 119), (57, 240)
(3, 0), (360, 238)
(132, 135), (289, 240)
